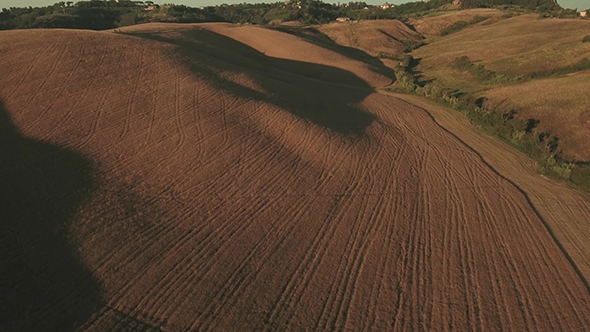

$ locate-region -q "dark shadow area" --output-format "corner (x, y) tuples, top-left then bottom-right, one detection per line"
(406, 56), (422, 75)
(405, 57), (433, 87)
(525, 118), (540, 133)
(401, 20), (418, 32)
(265, 26), (395, 84)
(126, 28), (377, 136)
(474, 97), (486, 109)
(0, 100), (102, 331)
(377, 28), (400, 42)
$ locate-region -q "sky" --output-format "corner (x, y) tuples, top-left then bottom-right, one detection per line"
(1, 0), (587, 10)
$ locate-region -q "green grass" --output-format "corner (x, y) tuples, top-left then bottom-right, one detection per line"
(439, 16), (489, 36)
(414, 14), (590, 76)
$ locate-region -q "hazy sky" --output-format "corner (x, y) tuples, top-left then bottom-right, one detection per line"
(1, 0), (587, 10)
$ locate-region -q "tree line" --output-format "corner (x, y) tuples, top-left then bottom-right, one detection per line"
(0, 0), (458, 30)
(461, 0), (560, 10)
(0, 0), (568, 31)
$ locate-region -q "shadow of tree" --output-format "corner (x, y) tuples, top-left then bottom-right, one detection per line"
(0, 100), (102, 331)
(126, 28), (378, 136)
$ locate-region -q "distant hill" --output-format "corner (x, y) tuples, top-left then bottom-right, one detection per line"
(0, 0), (455, 31)
(461, 0), (560, 10)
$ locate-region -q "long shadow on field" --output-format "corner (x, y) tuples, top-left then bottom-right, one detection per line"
(268, 25), (395, 80)
(0, 100), (102, 331)
(126, 29), (376, 136)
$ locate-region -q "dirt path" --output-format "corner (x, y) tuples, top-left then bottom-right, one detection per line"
(2, 27), (590, 331)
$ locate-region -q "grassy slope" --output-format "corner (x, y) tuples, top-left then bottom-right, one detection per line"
(317, 19), (421, 57)
(408, 8), (505, 36)
(411, 13), (590, 161)
(484, 71), (590, 161)
(414, 14), (590, 74)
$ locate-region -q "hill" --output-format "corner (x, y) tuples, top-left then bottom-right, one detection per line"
(413, 14), (590, 76)
(2, 23), (590, 331)
(407, 8), (505, 36)
(461, 0), (560, 10)
(317, 19), (423, 57)
(405, 13), (590, 166)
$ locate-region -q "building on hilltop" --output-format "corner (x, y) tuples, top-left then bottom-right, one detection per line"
(580, 11), (587, 17)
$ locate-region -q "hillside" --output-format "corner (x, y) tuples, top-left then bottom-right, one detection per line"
(408, 8), (505, 36)
(414, 14), (590, 76)
(2, 23), (590, 331)
(317, 19), (423, 57)
(406, 14), (590, 164)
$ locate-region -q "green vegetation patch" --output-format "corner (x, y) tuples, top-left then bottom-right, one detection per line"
(440, 15), (488, 36)
(440, 20), (469, 36)
(461, 0), (559, 11)
(452, 55), (590, 85)
(528, 58), (590, 78)
(391, 59), (590, 191)
(453, 55), (516, 83)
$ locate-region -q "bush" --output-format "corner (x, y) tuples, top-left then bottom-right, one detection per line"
(401, 54), (413, 68)
(453, 56), (498, 82)
(401, 39), (424, 53)
(454, 55), (472, 70)
(583, 35), (590, 43)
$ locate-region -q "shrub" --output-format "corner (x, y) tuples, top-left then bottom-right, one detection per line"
(454, 55), (472, 70)
(471, 63), (496, 82)
(583, 35), (590, 43)
(453, 56), (498, 82)
(401, 54), (413, 68)
(401, 39), (424, 53)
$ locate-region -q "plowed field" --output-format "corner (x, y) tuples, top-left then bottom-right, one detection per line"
(1, 24), (590, 331)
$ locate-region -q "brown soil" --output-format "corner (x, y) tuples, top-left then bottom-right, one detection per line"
(388, 92), (590, 290)
(1, 24), (590, 331)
